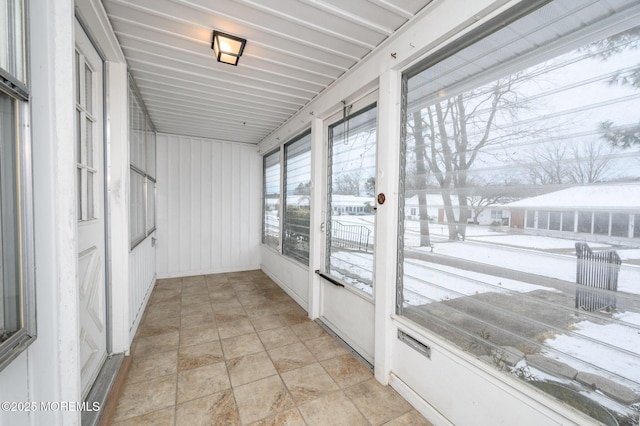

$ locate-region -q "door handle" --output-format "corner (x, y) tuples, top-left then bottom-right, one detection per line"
(315, 270), (344, 288)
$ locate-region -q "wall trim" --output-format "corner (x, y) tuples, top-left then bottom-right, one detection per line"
(156, 265), (262, 280)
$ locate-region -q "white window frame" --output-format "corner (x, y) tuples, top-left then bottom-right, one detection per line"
(0, 0), (36, 372)
(128, 75), (156, 249)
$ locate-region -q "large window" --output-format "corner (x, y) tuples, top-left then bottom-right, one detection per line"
(326, 104), (377, 294)
(262, 131), (313, 265)
(262, 150), (281, 250)
(283, 131), (311, 264)
(129, 76), (156, 248)
(0, 0), (36, 371)
(399, 1), (640, 423)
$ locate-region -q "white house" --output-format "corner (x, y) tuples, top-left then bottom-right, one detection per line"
(1, 0), (639, 425)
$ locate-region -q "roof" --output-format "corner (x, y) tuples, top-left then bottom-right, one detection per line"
(504, 183), (640, 211)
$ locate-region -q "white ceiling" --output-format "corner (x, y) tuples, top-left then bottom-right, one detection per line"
(102, 0), (433, 144)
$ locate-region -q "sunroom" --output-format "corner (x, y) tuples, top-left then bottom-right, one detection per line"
(0, 0), (639, 425)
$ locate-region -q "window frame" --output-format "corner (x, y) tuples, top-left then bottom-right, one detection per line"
(128, 75), (156, 250)
(324, 101), (378, 294)
(397, 0), (640, 422)
(0, 0), (36, 372)
(282, 129), (312, 265)
(262, 148), (282, 251)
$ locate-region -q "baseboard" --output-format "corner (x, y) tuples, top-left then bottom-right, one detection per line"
(156, 264), (261, 280)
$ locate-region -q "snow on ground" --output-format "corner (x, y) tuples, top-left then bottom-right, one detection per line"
(468, 234), (610, 250)
(402, 260), (558, 305)
(613, 311), (640, 326)
(617, 249), (640, 261)
(543, 320), (640, 387)
(411, 240), (639, 294)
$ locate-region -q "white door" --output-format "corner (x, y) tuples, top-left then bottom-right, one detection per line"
(319, 92), (378, 364)
(75, 20), (107, 398)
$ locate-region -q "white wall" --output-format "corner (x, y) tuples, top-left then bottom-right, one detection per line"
(129, 234), (156, 341)
(156, 134), (262, 278)
(261, 248), (309, 309)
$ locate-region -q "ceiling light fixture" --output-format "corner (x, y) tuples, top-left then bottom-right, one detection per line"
(211, 31), (246, 66)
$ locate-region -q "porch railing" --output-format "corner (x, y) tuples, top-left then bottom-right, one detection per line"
(575, 242), (621, 312)
(331, 221), (372, 253)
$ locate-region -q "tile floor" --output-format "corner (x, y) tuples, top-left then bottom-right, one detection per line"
(110, 270), (432, 425)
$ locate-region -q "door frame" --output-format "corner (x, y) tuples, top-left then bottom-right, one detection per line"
(74, 16), (110, 398)
(317, 90), (379, 364)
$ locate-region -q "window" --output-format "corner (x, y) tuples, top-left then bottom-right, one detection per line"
(0, 0), (36, 371)
(128, 76), (156, 248)
(578, 211), (593, 233)
(76, 48), (97, 221)
(525, 210), (534, 228)
(283, 130), (311, 264)
(399, 1), (640, 423)
(561, 211), (574, 232)
(326, 104), (376, 294)
(262, 150), (280, 250)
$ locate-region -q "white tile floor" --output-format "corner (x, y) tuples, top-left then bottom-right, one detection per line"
(110, 270), (432, 425)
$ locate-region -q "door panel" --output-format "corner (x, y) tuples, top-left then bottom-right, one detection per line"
(320, 92), (378, 364)
(75, 19), (107, 398)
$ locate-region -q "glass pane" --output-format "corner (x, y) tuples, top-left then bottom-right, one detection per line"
(548, 211), (561, 231)
(611, 213), (629, 238)
(85, 116), (93, 168)
(77, 167), (82, 220)
(561, 211), (574, 232)
(76, 109), (81, 163)
(128, 81), (145, 171)
(146, 119), (156, 178)
(635, 215), (640, 239)
(578, 211), (592, 233)
(146, 179), (155, 233)
(537, 211), (548, 230)
(75, 51), (80, 105)
(525, 211), (534, 228)
(84, 63), (92, 115)
(87, 170), (94, 220)
(594, 212), (609, 235)
(129, 170), (145, 245)
(0, 92), (19, 341)
(283, 131), (311, 264)
(262, 151), (280, 249)
(0, 0), (24, 83)
(401, 6), (640, 423)
(327, 104), (376, 294)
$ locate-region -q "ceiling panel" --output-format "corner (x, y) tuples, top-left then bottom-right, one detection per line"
(103, 0), (433, 144)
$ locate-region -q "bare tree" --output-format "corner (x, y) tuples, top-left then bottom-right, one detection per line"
(523, 141), (570, 185)
(409, 111), (432, 246)
(409, 73), (530, 241)
(521, 139), (616, 185)
(334, 171), (362, 196)
(466, 177), (521, 224)
(567, 139), (616, 183)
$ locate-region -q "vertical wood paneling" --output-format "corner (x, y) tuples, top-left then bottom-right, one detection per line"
(129, 234), (156, 338)
(156, 133), (262, 278)
(201, 141), (212, 271)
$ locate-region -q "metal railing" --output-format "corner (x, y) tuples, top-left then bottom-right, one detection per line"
(331, 221), (372, 253)
(575, 242), (621, 312)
